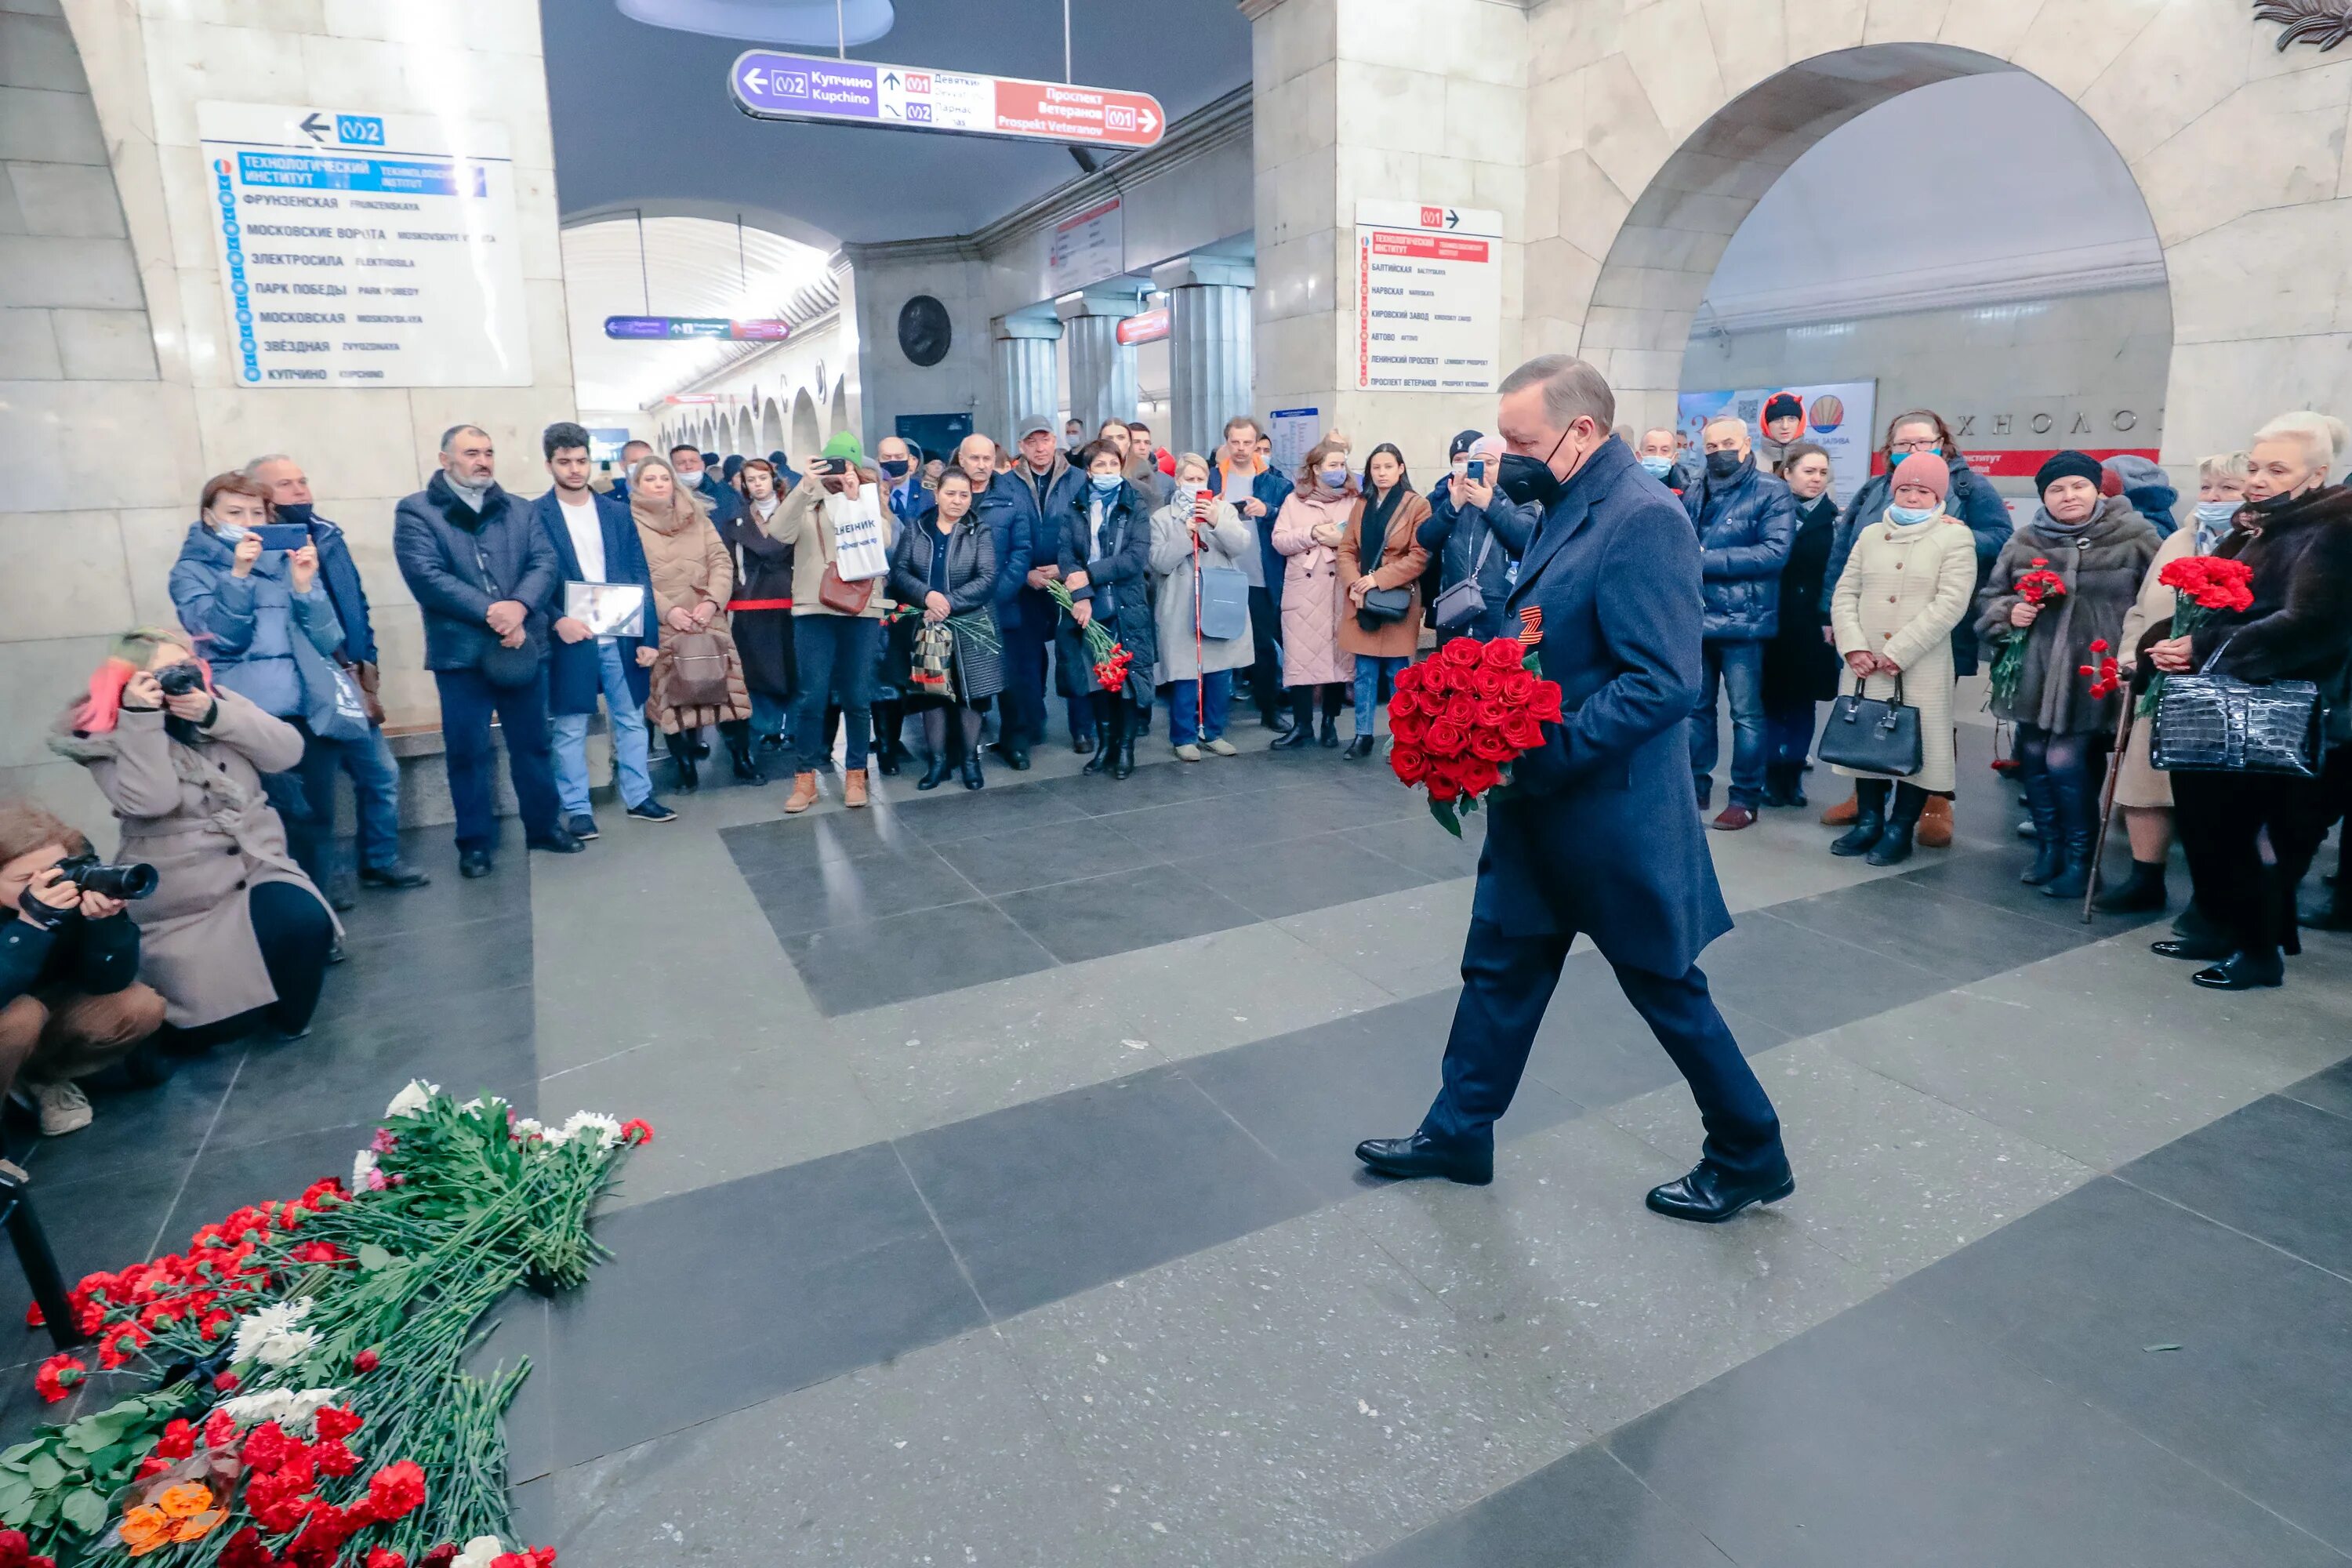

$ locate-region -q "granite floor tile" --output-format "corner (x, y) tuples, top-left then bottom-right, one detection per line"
(931, 813), (1170, 895)
(1094, 786), (1352, 859)
(541, 1144), (985, 1468)
(993, 864), (1258, 964)
(1895, 1174), (2352, 1552)
(27, 1047), (240, 1186)
(778, 898), (1058, 1014)
(739, 841), (979, 935)
(877, 779), (1094, 844)
(2280, 1054), (2352, 1120)
(720, 804), (935, 872)
(1351, 1116), (1878, 1436)
(1355, 1445), (1736, 1568)
(1000, 1206), (1578, 1567)
(329, 829), (528, 940)
(896, 1066), (1320, 1318)
(0, 1155), (189, 1367)
(2117, 1092), (2352, 1277)
(330, 917), (535, 1014)
(534, 1327), (1112, 1566)
(1359, 816), (1489, 883)
(1275, 880), (1481, 999)
(1605, 1039), (2095, 1283)
(1190, 830), (1437, 921)
(1613, 1290), (2350, 1568)
(1762, 872), (2095, 982)
(1042, 756), (1261, 814)
(1896, 844), (2141, 929)
(1693, 912), (1955, 1039)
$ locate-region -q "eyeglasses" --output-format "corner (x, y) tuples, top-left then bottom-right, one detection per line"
(1888, 436), (1939, 452)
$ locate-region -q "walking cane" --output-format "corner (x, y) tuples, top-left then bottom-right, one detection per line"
(2082, 699), (2136, 924)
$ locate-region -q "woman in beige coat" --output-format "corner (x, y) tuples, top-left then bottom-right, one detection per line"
(1827, 452), (1980, 866)
(51, 627), (336, 1046)
(2099, 452), (2250, 914)
(630, 457), (751, 793)
(1269, 440), (1359, 749)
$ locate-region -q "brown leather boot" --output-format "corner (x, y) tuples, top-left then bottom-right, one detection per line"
(1916, 793), (1954, 848)
(1820, 790), (1858, 826)
(783, 771), (818, 815)
(844, 767), (869, 808)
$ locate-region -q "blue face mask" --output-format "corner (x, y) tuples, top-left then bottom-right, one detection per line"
(2194, 499), (2238, 526)
(1089, 474), (1121, 496)
(212, 521), (248, 543)
(1893, 445), (1940, 463)
(1317, 469), (1349, 492)
(1888, 503), (1937, 525)
(1639, 455), (1676, 479)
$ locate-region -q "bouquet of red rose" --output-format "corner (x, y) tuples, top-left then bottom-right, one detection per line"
(1987, 556), (2068, 707)
(2138, 554), (2254, 713)
(1388, 626), (1564, 837)
(1042, 579), (1134, 694)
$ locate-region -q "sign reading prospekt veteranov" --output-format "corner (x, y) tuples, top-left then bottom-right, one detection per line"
(199, 102), (529, 388)
(728, 52), (1165, 150)
(1353, 201), (1504, 394)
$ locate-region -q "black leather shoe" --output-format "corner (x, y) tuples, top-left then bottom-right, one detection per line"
(1864, 822), (1915, 866)
(2151, 935), (2232, 962)
(1354, 1132), (1493, 1185)
(2191, 949), (2285, 990)
(1269, 724), (1313, 750)
(1829, 812), (1884, 858)
(1319, 717), (1340, 748)
(990, 740), (1032, 771)
(1111, 736), (1137, 780)
(458, 848), (494, 880)
(1073, 733), (1097, 756)
(1645, 1160), (1795, 1223)
(961, 755), (985, 791)
(358, 861), (430, 891)
(916, 758), (952, 792)
(526, 828), (587, 855)
(1082, 743), (1112, 775)
(1344, 735), (1376, 760)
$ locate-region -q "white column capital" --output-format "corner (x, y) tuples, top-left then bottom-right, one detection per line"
(1054, 281), (1149, 323)
(993, 312), (1064, 341)
(1152, 256), (1257, 292)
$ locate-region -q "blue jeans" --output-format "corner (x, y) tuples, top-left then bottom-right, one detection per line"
(749, 691), (789, 744)
(1689, 640), (1766, 808)
(434, 664), (561, 850)
(1353, 655), (1408, 737)
(792, 615), (880, 772)
(1763, 702), (1817, 768)
(552, 640), (652, 815)
(1170, 670), (1232, 746)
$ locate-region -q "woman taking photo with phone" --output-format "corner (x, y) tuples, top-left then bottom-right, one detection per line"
(169, 472), (345, 889)
(1150, 452), (1254, 761)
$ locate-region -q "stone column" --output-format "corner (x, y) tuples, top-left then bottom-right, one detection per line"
(990, 312), (1062, 447)
(1152, 256), (1256, 461)
(1057, 281), (1147, 435)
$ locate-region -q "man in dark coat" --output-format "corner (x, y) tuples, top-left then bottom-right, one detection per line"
(954, 434), (1037, 765)
(606, 440), (652, 503)
(245, 453), (430, 902)
(1683, 416), (1795, 829)
(391, 423), (581, 878)
(535, 422), (672, 840)
(1004, 416), (1083, 761)
(1357, 355), (1792, 1223)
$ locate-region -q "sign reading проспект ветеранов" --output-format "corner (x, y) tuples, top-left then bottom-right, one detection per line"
(199, 102), (529, 389)
(728, 52), (1166, 150)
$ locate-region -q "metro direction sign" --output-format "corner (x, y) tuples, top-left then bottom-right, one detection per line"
(729, 51), (1165, 150)
(604, 316), (789, 341)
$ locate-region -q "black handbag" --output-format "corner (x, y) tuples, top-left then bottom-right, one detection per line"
(472, 539), (543, 688)
(2150, 635), (2324, 777)
(1357, 586), (1413, 626)
(1818, 675), (1924, 777)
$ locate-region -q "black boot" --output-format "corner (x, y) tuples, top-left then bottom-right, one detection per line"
(2093, 858), (2169, 913)
(724, 728), (765, 784)
(2018, 767), (2061, 884)
(1087, 702), (1124, 775)
(2042, 767), (2096, 898)
(1762, 762), (1806, 808)
(1270, 691), (1315, 750)
(961, 752), (985, 791)
(1866, 787), (1924, 866)
(1830, 782), (1886, 857)
(1319, 710), (1341, 748)
(916, 754), (952, 791)
(1112, 706), (1138, 779)
(670, 734), (699, 793)
(1344, 734), (1376, 760)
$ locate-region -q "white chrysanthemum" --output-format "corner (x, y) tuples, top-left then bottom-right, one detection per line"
(351, 1148), (383, 1192)
(231, 1300), (318, 1368)
(383, 1079), (439, 1118)
(452, 1537), (507, 1568)
(556, 1111), (622, 1151)
(217, 1385), (343, 1434)
(512, 1116), (547, 1141)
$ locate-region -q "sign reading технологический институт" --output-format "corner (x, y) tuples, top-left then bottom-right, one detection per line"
(728, 52), (1165, 150)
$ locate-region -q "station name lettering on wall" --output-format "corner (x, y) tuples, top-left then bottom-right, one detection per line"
(198, 103), (529, 388)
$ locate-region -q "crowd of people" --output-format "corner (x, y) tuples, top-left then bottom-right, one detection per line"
(3, 383), (2347, 1149)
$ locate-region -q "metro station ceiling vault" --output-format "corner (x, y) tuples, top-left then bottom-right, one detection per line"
(544, 0), (1251, 245)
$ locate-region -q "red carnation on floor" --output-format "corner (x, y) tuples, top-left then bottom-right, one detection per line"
(213, 1370), (240, 1392)
(619, 1118), (654, 1145)
(32, 1355), (83, 1403)
(364, 1458), (427, 1521)
(241, 1421), (296, 1474)
(156, 1416), (197, 1459)
(219, 1527), (279, 1568)
(368, 1551), (408, 1568)
(21, 1303), (38, 1330)
(0, 1526), (55, 1568)
(353, 1348), (380, 1374)
(314, 1404), (363, 1442)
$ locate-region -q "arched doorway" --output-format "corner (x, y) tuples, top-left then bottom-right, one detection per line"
(735, 408), (757, 456)
(1523, 20), (2352, 466)
(829, 381), (849, 444)
(791, 389), (822, 456)
(760, 398), (785, 454)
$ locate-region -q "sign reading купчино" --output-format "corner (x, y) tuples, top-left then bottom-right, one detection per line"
(199, 101), (529, 388)
(728, 52), (1166, 149)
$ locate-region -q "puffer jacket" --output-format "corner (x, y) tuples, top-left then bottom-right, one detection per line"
(1821, 450), (2012, 674)
(1416, 485), (1537, 642)
(1976, 493), (2161, 734)
(1682, 456), (1795, 640)
(168, 524), (344, 718)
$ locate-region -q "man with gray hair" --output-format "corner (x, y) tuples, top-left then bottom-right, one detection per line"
(1356, 354), (1792, 1223)
(245, 452), (429, 903)
(392, 423), (580, 878)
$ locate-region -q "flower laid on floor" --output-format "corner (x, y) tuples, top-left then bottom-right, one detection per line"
(2140, 553), (2255, 713)
(1987, 556), (2069, 707)
(1387, 634), (1563, 837)
(3, 1082), (643, 1565)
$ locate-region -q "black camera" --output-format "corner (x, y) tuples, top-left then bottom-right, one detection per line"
(54, 852), (158, 902)
(154, 663), (205, 699)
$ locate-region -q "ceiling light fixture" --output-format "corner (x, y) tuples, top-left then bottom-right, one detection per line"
(615, 0), (894, 47)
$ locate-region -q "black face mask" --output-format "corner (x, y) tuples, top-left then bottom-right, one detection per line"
(2242, 486), (2308, 515)
(880, 459), (911, 479)
(1704, 449), (1744, 481)
(1497, 426), (1577, 509)
(273, 501), (315, 527)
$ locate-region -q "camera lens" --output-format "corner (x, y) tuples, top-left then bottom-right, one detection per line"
(154, 664), (202, 698)
(66, 860), (158, 900)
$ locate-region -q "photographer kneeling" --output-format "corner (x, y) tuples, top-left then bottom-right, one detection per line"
(50, 629), (337, 1052)
(0, 805), (167, 1135)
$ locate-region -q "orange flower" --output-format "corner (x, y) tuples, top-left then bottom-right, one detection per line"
(122, 1487), (225, 1555)
(119, 1506), (172, 1556)
(154, 1482), (215, 1519)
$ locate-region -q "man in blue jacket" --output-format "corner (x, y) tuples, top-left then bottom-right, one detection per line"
(1213, 416), (1295, 734)
(1684, 416), (1795, 830)
(948, 434), (1036, 765)
(392, 423), (582, 878)
(1002, 416), (1083, 762)
(245, 456), (430, 903)
(670, 445), (742, 528)
(535, 423), (675, 840)
(1356, 355), (1791, 1223)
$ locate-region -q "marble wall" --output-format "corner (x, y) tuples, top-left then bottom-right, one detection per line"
(5, 0), (576, 827)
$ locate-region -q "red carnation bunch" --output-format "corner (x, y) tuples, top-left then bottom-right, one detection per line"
(2014, 557), (2067, 604)
(2143, 554), (2254, 713)
(2078, 637), (2122, 701)
(1388, 634), (1562, 835)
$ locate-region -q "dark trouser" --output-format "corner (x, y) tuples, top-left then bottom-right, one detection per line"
(1420, 919), (1785, 1180)
(1001, 612), (1051, 746)
(2173, 767), (2334, 960)
(154, 881), (336, 1051)
(1762, 702), (1817, 767)
(433, 666), (561, 851)
(1247, 586), (1283, 719)
(259, 720), (342, 888)
(1690, 640), (1766, 808)
(792, 614), (880, 772)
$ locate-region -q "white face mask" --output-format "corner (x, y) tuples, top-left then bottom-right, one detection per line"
(1450, 459), (1468, 479)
